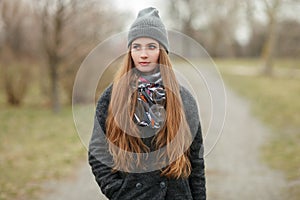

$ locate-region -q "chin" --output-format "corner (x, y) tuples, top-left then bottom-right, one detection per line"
(137, 67), (156, 73)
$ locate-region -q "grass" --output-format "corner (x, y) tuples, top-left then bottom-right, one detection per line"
(0, 61), (87, 200)
(0, 104), (85, 200)
(216, 58), (300, 199)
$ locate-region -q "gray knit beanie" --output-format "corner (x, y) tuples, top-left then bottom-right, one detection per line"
(128, 7), (169, 53)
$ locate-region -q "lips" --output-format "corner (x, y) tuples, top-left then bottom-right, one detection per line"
(139, 62), (150, 66)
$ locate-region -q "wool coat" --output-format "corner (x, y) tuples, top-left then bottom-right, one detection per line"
(88, 85), (206, 200)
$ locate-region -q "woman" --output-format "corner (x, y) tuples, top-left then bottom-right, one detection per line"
(89, 7), (206, 200)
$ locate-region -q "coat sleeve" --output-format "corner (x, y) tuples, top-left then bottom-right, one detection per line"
(88, 86), (123, 199)
(188, 122), (206, 200)
(180, 86), (206, 200)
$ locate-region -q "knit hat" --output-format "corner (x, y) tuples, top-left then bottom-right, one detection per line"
(128, 7), (169, 53)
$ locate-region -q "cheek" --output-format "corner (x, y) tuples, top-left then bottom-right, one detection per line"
(131, 53), (138, 64)
(152, 51), (160, 62)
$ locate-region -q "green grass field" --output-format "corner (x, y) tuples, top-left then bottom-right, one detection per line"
(0, 105), (85, 200)
(216, 58), (300, 199)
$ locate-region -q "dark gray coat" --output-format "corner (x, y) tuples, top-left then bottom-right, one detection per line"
(89, 85), (206, 200)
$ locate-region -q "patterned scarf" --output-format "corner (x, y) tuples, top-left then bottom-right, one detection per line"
(133, 70), (166, 129)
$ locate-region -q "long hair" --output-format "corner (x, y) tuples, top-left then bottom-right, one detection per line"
(106, 48), (192, 178)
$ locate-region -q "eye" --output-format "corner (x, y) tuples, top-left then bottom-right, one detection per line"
(132, 44), (141, 51)
(148, 44), (157, 50)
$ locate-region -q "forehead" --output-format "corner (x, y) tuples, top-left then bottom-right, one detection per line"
(132, 37), (159, 45)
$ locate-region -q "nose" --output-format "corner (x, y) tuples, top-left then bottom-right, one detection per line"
(140, 49), (148, 59)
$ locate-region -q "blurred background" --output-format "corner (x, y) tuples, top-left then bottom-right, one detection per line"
(0, 0), (299, 199)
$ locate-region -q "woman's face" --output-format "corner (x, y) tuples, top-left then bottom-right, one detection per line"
(130, 37), (160, 74)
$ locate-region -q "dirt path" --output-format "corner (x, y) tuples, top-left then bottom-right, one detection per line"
(205, 88), (287, 200)
(39, 83), (288, 200)
(40, 158), (108, 200)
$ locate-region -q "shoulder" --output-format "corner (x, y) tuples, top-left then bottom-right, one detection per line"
(97, 84), (113, 103)
(95, 84), (113, 118)
(94, 84), (113, 132)
(96, 85), (113, 109)
(179, 86), (199, 117)
(179, 86), (200, 133)
(180, 86), (197, 104)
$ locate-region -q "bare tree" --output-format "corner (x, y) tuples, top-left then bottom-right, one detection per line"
(166, 0), (241, 57)
(1, 57), (31, 105)
(35, 0), (71, 112)
(260, 0), (282, 75)
(276, 19), (300, 57)
(0, 0), (36, 106)
(206, 0), (241, 57)
(242, 1), (261, 57)
(35, 0), (127, 112)
(59, 2), (128, 104)
(167, 0), (209, 47)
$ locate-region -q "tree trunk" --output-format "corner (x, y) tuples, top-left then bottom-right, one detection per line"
(262, 15), (277, 76)
(49, 58), (60, 113)
(261, 0), (281, 76)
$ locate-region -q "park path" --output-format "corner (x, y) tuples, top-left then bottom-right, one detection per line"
(39, 71), (288, 200)
(204, 87), (287, 199)
(40, 157), (107, 200)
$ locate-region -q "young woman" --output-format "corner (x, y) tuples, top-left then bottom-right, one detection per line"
(89, 7), (206, 200)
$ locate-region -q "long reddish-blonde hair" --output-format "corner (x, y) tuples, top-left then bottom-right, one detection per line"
(106, 48), (192, 179)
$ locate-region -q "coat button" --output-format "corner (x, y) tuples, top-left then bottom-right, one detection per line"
(136, 182), (143, 189)
(160, 181), (166, 189)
